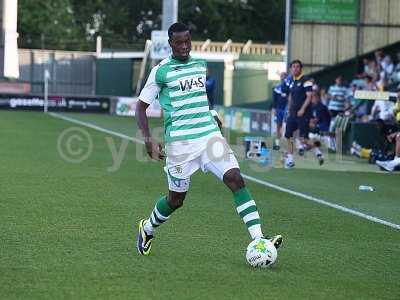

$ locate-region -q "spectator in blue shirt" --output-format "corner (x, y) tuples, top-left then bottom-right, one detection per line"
(272, 72), (288, 150)
(309, 91), (331, 134)
(282, 60), (324, 168)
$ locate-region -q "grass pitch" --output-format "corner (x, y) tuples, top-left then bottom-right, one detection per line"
(1, 111), (399, 299)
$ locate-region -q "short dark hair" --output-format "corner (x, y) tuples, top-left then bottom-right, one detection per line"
(290, 59), (303, 68)
(168, 22), (189, 39)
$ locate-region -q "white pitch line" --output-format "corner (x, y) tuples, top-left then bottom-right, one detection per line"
(241, 174), (400, 230)
(48, 112), (400, 231)
(48, 112), (144, 144)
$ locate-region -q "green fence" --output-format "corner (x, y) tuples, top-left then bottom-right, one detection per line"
(96, 58), (133, 96)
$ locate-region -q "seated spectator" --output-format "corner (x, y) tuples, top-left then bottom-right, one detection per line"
(327, 75), (348, 117)
(371, 99), (394, 122)
(390, 52), (400, 86)
(376, 131), (400, 172)
(365, 74), (378, 92)
(367, 59), (379, 78)
(347, 84), (368, 121)
(309, 91), (331, 134)
(351, 76), (367, 90)
(351, 119), (398, 164)
(375, 50), (385, 70)
(362, 58), (376, 78)
(381, 55), (394, 78)
(319, 87), (329, 106)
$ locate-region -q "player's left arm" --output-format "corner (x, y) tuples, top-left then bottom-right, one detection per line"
(211, 109), (223, 130)
(136, 65), (165, 160)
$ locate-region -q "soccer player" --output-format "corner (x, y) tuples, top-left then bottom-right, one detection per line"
(135, 22), (282, 256)
(282, 60), (323, 168)
(272, 72), (288, 150)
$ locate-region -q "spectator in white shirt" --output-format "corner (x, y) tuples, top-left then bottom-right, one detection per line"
(371, 100), (394, 122)
(327, 76), (348, 117)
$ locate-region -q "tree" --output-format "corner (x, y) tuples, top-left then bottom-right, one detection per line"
(180, 0), (285, 43)
(18, 0), (81, 50)
(18, 0), (285, 51)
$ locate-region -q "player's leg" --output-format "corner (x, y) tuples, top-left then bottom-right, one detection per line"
(284, 117), (297, 168)
(202, 151), (282, 249)
(137, 166), (191, 255)
(222, 168), (263, 239)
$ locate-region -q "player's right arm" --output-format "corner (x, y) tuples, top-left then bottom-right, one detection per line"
(136, 65), (165, 161)
(136, 101), (165, 160)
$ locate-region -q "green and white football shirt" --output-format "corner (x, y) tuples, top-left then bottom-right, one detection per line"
(139, 56), (219, 143)
(139, 56), (222, 165)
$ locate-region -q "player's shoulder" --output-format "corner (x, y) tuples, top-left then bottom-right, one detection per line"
(190, 57), (207, 65)
(302, 75), (313, 88)
(301, 74), (312, 82)
(152, 57), (175, 81)
(155, 57), (173, 71)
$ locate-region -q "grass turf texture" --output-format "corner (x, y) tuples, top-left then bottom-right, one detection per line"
(1, 110), (399, 300)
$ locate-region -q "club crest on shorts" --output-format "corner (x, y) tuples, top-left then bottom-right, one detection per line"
(175, 165), (182, 174)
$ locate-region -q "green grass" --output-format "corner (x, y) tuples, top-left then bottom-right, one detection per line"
(0, 110), (399, 299)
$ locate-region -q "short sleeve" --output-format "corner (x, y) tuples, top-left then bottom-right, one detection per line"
(139, 65), (161, 104)
(303, 78), (313, 92)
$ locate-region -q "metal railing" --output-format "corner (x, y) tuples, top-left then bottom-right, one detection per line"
(18, 48), (96, 96)
(191, 40), (285, 55)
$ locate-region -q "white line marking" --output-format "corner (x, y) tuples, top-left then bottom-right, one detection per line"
(48, 112), (144, 144)
(242, 174), (400, 230)
(48, 112), (400, 231)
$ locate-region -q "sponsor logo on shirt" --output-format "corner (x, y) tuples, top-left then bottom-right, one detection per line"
(179, 76), (205, 92)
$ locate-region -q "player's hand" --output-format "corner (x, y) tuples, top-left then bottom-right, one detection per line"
(297, 109), (305, 117)
(144, 139), (165, 160)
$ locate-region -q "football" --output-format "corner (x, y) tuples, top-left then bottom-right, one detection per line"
(246, 238), (277, 268)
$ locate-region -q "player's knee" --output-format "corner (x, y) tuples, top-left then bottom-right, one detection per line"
(167, 197), (184, 209)
(223, 168), (245, 192)
(167, 192), (186, 209)
(396, 133), (400, 143)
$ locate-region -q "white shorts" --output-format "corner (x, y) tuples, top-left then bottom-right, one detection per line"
(165, 149), (240, 193)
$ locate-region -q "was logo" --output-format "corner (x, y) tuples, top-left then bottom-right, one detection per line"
(179, 76), (205, 92)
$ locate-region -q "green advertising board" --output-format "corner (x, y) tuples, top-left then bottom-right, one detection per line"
(293, 0), (359, 23)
